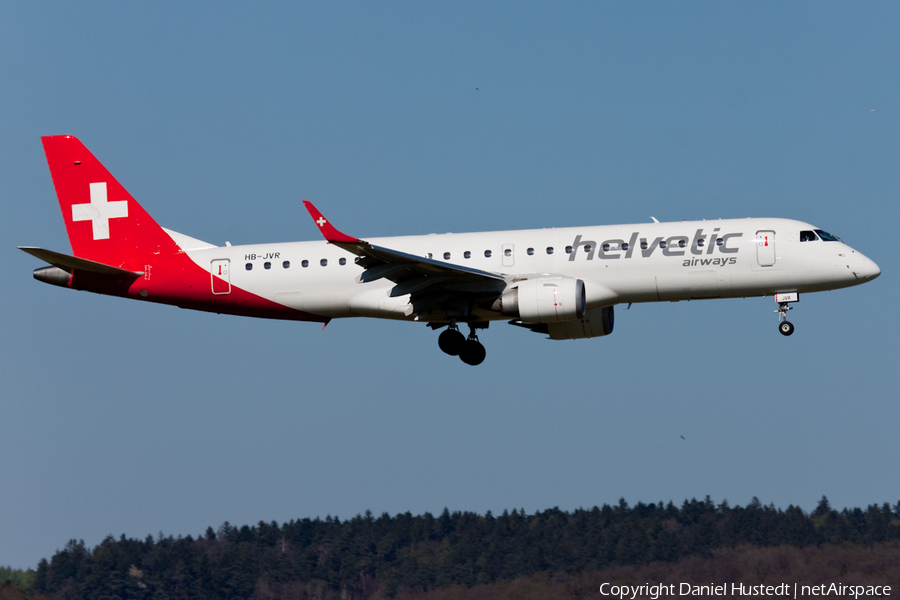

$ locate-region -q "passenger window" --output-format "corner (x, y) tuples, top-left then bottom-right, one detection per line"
(697, 239), (704, 247)
(546, 247), (554, 255)
(527, 248), (534, 255)
(301, 260), (309, 268)
(640, 241), (648, 250)
(264, 262), (271, 270)
(339, 257), (346, 265)
(659, 241), (667, 249)
(678, 239), (686, 248)
(484, 250), (492, 258)
(716, 238), (724, 246)
(584, 245), (592, 253)
(464, 251), (471, 259)
(602, 243), (610, 252)
(621, 242), (629, 251)
(427, 253), (433, 259)
(245, 263), (252, 271)
(504, 248), (512, 257)
(320, 259), (327, 267)
(443, 252), (451, 260)
(565, 246), (573, 254)
(283, 261), (290, 268)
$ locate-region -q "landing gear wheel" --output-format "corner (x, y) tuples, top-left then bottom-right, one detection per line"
(459, 339), (486, 366)
(438, 328), (466, 355)
(774, 300), (796, 337)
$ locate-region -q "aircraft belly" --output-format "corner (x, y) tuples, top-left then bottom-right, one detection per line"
(293, 280), (358, 318)
(271, 291), (304, 309)
(688, 270), (719, 299)
(611, 260), (739, 302)
(728, 266), (761, 297)
(756, 270), (802, 295)
(655, 269), (689, 301)
(606, 269), (658, 303)
(349, 287), (411, 320)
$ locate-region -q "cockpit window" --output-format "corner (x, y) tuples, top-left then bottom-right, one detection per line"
(814, 229), (841, 242)
(800, 230), (818, 242)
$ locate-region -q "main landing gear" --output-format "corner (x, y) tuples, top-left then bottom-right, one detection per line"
(438, 323), (486, 366)
(776, 301), (794, 336)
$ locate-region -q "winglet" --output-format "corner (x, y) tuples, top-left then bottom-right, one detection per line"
(303, 201), (359, 244)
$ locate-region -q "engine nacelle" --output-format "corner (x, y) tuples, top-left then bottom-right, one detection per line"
(493, 277), (585, 323)
(547, 306), (615, 340)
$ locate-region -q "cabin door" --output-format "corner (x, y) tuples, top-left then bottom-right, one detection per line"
(756, 231), (776, 267)
(211, 259), (231, 294)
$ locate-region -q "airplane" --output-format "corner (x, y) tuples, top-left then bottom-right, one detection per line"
(21, 135), (881, 366)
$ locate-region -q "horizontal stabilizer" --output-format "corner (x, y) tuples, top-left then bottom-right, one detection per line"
(19, 246), (144, 278)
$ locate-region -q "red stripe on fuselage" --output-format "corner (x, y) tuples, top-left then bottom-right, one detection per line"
(68, 250), (328, 323)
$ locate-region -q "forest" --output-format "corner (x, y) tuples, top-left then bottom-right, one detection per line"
(5, 497), (899, 600)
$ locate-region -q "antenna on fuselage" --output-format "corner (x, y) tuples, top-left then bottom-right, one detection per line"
(650, 217), (659, 223)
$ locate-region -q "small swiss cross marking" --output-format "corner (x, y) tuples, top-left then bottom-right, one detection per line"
(317, 217), (327, 227)
(71, 182), (128, 240)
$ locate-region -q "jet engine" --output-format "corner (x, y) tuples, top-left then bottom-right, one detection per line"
(492, 277), (586, 323)
(546, 306), (614, 339)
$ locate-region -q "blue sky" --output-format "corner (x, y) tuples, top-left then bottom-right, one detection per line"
(2, 2), (898, 569)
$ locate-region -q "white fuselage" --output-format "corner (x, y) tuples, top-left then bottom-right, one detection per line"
(182, 217), (880, 322)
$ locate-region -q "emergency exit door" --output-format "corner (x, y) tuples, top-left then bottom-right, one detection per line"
(211, 259), (231, 294)
(756, 231), (776, 267)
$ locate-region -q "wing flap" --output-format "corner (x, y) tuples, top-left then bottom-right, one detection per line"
(359, 262), (414, 283)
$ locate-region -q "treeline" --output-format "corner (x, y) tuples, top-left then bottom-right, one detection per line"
(29, 497), (900, 600)
(0, 566), (34, 600)
(0, 568), (33, 592)
(382, 543), (900, 600)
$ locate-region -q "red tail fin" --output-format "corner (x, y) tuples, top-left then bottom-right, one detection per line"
(41, 135), (180, 270)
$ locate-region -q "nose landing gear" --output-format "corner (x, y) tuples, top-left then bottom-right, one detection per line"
(775, 296), (796, 336)
(437, 323), (486, 365)
(778, 319), (794, 336)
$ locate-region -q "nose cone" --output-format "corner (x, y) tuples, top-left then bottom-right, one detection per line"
(849, 250), (880, 283)
(860, 255), (881, 281)
(833, 247), (880, 288)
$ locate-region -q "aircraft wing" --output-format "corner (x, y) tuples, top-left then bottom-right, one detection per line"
(303, 202), (507, 316)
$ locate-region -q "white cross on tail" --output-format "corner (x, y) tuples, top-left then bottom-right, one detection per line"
(71, 182), (129, 240)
